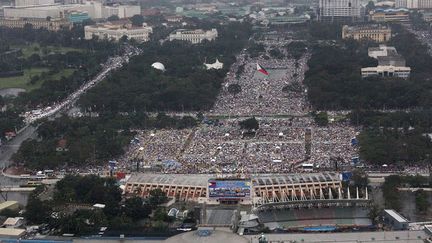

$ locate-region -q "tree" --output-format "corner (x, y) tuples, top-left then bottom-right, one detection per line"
(119, 35), (128, 43)
(239, 117), (259, 130)
(123, 197), (152, 220)
(227, 83), (242, 96)
(351, 169), (369, 188)
(130, 15), (144, 26)
(365, 1), (375, 14)
(58, 209), (105, 235)
(368, 204), (381, 224)
(147, 189), (168, 208)
(382, 175), (402, 210)
(24, 197), (52, 224)
(313, 112), (328, 126)
(0, 208), (19, 218)
(415, 189), (429, 212)
(107, 15), (120, 21)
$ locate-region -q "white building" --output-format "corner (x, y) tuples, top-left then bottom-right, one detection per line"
(3, 1), (140, 20)
(361, 45), (411, 79)
(319, 0), (361, 21)
(396, 0), (432, 8)
(361, 66), (411, 78)
(85, 20), (152, 42)
(368, 45), (398, 59)
(14, 0), (54, 7)
(103, 4), (140, 19)
(204, 59), (223, 70)
(169, 28), (218, 44)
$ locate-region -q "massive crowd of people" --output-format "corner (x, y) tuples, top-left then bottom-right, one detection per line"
(119, 117), (359, 174)
(117, 44), (361, 174)
(210, 50), (311, 116)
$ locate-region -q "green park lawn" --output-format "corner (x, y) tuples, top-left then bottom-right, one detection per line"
(12, 43), (84, 58)
(0, 68), (75, 91)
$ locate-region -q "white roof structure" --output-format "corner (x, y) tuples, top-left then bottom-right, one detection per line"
(93, 203), (106, 209)
(3, 217), (24, 227)
(0, 228), (25, 237)
(384, 209), (409, 223)
(204, 59), (223, 70)
(151, 62), (166, 71)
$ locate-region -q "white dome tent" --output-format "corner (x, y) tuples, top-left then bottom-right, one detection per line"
(151, 62), (166, 71)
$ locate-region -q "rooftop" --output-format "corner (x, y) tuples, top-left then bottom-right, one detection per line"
(127, 173), (211, 187)
(0, 228), (25, 237)
(0, 201), (18, 211)
(343, 24), (391, 31)
(384, 209), (409, 223)
(127, 173), (341, 187)
(252, 172), (340, 186)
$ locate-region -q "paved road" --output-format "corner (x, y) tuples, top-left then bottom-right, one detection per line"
(0, 125), (38, 186)
(23, 45), (141, 124)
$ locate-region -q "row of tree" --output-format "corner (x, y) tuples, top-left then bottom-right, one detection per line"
(304, 25), (432, 110)
(349, 110), (432, 165)
(382, 175), (431, 211)
(78, 22), (252, 113)
(25, 175), (171, 235)
(13, 113), (197, 169)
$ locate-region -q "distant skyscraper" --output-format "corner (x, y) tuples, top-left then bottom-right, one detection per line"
(395, 0), (432, 9)
(14, 0), (54, 7)
(319, 0), (361, 22)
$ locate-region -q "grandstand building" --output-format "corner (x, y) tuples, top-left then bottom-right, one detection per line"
(124, 174), (209, 202)
(124, 172), (346, 206)
(252, 173), (341, 204)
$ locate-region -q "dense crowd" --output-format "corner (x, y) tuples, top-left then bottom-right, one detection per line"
(116, 44), (361, 174)
(210, 50), (311, 116)
(118, 116), (360, 174)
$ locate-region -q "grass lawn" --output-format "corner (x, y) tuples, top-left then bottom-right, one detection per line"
(12, 43), (84, 58)
(0, 68), (75, 91)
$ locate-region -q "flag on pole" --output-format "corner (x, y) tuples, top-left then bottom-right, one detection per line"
(256, 63), (269, 76)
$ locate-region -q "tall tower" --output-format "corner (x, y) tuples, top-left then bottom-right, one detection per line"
(319, 0), (361, 22)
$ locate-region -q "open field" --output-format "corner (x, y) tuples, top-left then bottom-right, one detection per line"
(0, 68), (75, 91)
(12, 43), (84, 58)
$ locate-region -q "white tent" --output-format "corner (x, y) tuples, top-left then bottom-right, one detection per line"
(151, 62), (166, 71)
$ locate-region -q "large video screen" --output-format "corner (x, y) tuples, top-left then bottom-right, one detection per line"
(208, 180), (251, 198)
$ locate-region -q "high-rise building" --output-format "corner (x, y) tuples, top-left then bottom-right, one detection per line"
(396, 0), (432, 9)
(3, 1), (140, 20)
(14, 0), (54, 7)
(319, 0), (361, 21)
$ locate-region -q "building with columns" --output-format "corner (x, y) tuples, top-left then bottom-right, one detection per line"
(0, 17), (72, 31)
(168, 28), (218, 44)
(84, 20), (152, 42)
(124, 172), (344, 206)
(342, 24), (392, 42)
